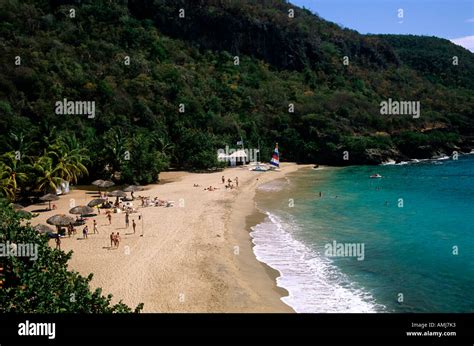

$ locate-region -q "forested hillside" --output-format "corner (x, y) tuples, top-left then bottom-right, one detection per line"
(1, 0), (473, 196)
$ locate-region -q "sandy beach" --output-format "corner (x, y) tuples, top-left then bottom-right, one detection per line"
(24, 163), (310, 312)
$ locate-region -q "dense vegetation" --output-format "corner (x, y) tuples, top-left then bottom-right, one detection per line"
(375, 34), (474, 90)
(0, 0), (473, 202)
(0, 201), (143, 312)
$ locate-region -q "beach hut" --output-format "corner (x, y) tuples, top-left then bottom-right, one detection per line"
(229, 149), (248, 166)
(218, 149), (248, 166)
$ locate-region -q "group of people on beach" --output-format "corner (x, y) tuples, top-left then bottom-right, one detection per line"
(204, 185), (219, 191)
(203, 176), (240, 191)
(124, 212), (137, 233)
(109, 232), (121, 248)
(222, 176), (238, 189)
(81, 219), (100, 239)
(139, 196), (173, 207)
(51, 173), (243, 254)
(67, 223), (76, 237)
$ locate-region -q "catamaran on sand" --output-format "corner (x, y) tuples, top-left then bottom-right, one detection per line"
(250, 143), (280, 172)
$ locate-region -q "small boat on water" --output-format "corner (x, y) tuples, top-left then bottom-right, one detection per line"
(370, 173), (382, 179)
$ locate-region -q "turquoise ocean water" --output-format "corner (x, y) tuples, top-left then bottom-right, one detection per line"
(251, 154), (474, 312)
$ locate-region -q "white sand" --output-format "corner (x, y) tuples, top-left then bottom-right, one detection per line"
(25, 163), (309, 312)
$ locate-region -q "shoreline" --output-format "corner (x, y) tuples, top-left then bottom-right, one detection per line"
(248, 165), (383, 313)
(222, 166), (300, 312)
(24, 163), (310, 312)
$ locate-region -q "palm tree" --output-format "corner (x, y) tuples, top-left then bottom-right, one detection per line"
(36, 122), (58, 150)
(103, 128), (128, 172)
(152, 135), (175, 159)
(0, 152), (30, 201)
(0, 163), (15, 200)
(33, 156), (63, 194)
(47, 136), (90, 184)
(7, 131), (38, 157)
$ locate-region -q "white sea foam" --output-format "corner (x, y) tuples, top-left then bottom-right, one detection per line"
(383, 155), (454, 166)
(257, 179), (287, 192)
(381, 159), (397, 166)
(250, 212), (385, 313)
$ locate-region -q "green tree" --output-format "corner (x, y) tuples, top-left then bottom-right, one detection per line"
(101, 128), (129, 174)
(6, 131), (38, 156)
(0, 152), (30, 201)
(120, 132), (170, 184)
(47, 136), (90, 184)
(0, 201), (143, 313)
(33, 156), (63, 194)
(0, 163), (15, 201)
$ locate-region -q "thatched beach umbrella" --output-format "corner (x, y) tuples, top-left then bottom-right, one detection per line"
(34, 224), (55, 235)
(108, 190), (126, 204)
(47, 214), (75, 233)
(11, 203), (24, 210)
(47, 214), (75, 227)
(92, 179), (104, 191)
(123, 185), (144, 192)
(17, 209), (32, 218)
(87, 198), (106, 207)
(92, 179), (115, 193)
(40, 193), (59, 210)
(92, 179), (104, 186)
(69, 205), (94, 217)
(99, 180), (115, 189)
(108, 190), (127, 198)
(123, 185), (144, 199)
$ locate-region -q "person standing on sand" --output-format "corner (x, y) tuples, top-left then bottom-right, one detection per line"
(115, 233), (121, 248)
(96, 205), (100, 214)
(132, 219), (136, 234)
(83, 225), (88, 239)
(125, 212), (129, 228)
(107, 212), (112, 225)
(55, 236), (61, 250)
(93, 219), (98, 234)
(222, 175), (225, 184)
(235, 177), (239, 187)
(110, 232), (115, 248)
